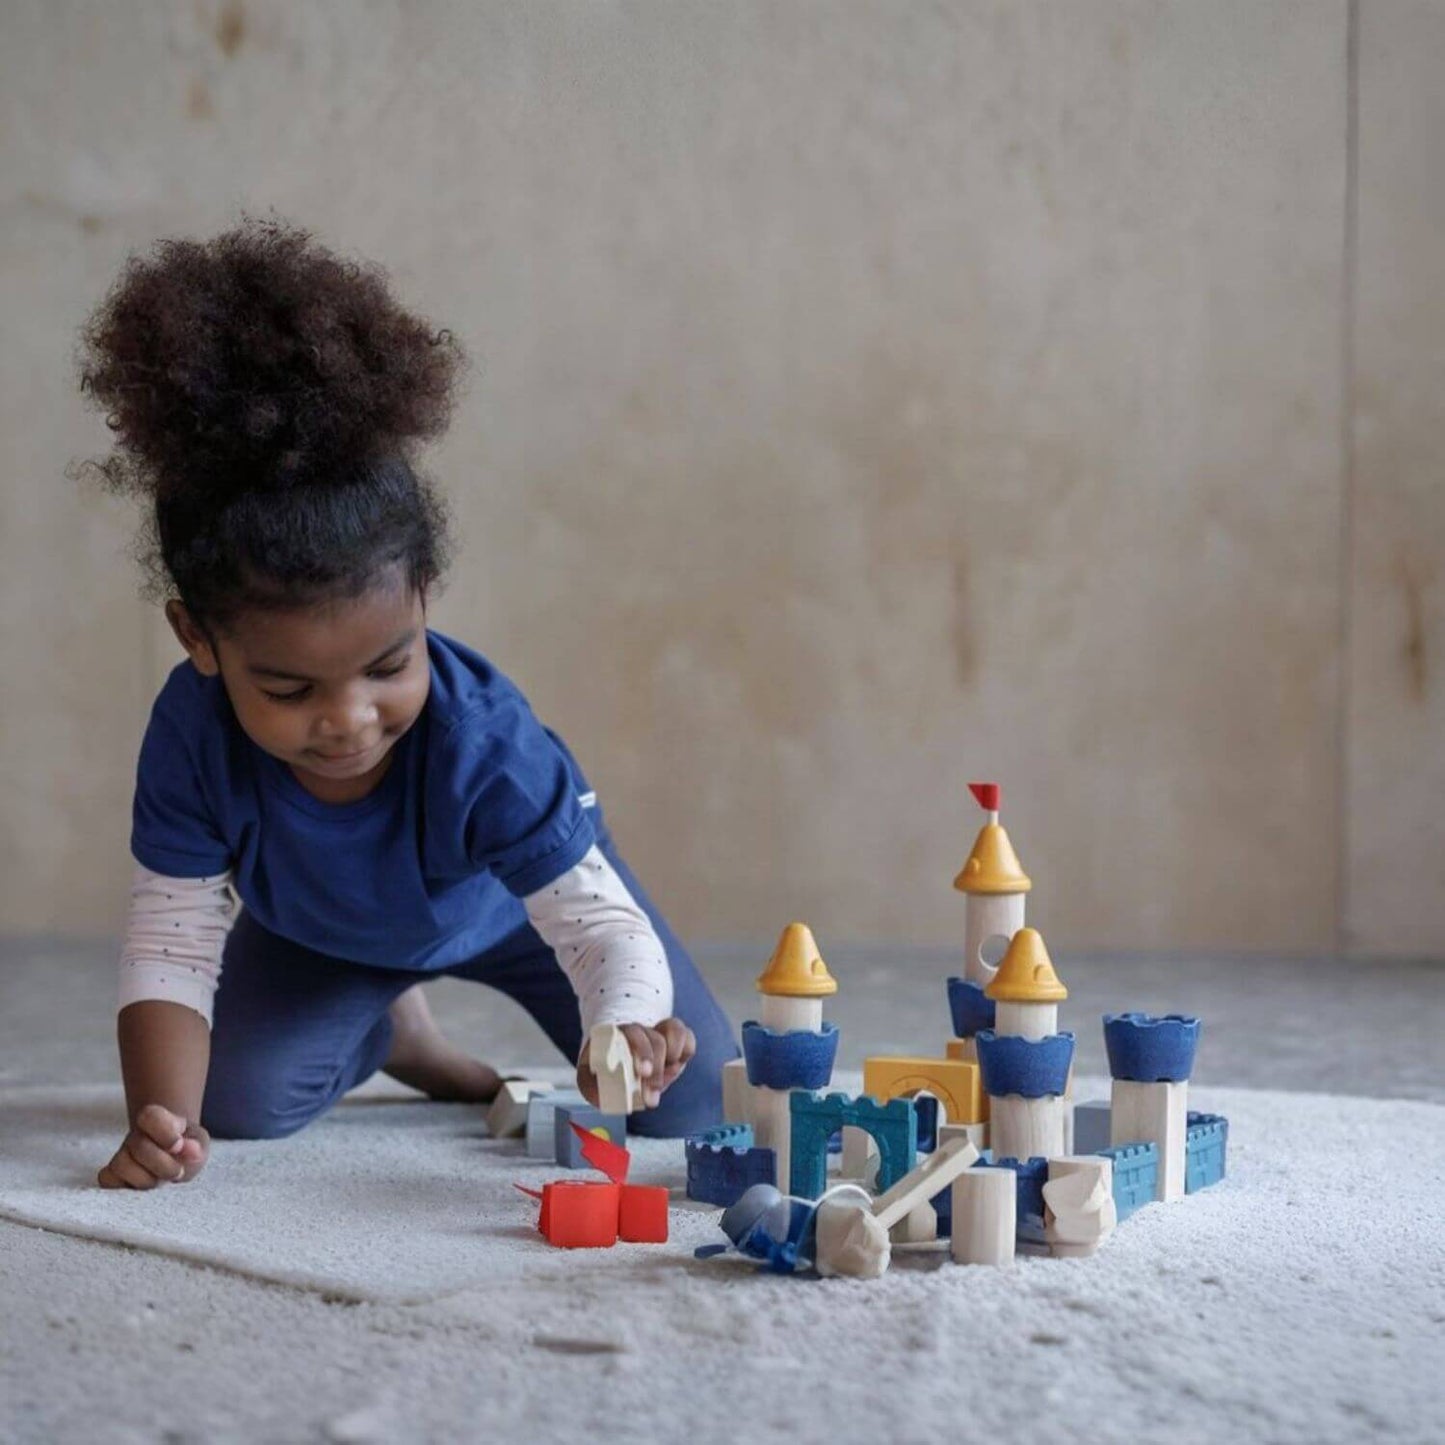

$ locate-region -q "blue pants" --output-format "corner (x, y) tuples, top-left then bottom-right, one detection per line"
(201, 829), (738, 1142)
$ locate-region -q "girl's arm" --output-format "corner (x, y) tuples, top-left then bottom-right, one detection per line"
(99, 867), (233, 1189)
(522, 846), (694, 1107)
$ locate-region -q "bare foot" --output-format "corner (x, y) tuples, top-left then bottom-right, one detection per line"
(383, 985), (502, 1103)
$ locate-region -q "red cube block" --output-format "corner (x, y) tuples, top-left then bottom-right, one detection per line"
(617, 1184), (669, 1244)
(540, 1181), (620, 1248)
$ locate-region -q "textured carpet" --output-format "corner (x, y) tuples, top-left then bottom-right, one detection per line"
(1, 1077), (1442, 1444)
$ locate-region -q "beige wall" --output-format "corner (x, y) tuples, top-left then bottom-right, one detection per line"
(0, 1), (1440, 955)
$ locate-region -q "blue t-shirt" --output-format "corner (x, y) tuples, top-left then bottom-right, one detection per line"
(131, 631), (598, 971)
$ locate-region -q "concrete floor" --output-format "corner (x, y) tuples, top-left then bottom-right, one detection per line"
(2, 935), (1441, 1103)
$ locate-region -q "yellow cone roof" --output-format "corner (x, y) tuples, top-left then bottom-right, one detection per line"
(757, 922), (837, 997)
(953, 822), (1032, 895)
(985, 927), (1067, 1002)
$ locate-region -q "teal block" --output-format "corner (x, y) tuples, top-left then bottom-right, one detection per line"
(788, 1091), (917, 1201)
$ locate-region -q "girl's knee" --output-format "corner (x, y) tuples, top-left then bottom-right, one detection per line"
(200, 1081), (313, 1141)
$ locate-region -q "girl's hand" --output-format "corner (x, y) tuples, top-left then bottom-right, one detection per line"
(98, 1103), (209, 1189)
(577, 1018), (696, 1111)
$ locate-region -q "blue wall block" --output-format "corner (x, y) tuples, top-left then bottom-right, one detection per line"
(524, 1089), (586, 1159)
(915, 1094), (941, 1153)
(691, 1123), (754, 1151)
(946, 977), (996, 1038)
(1073, 1099), (1112, 1156)
(1103, 1013), (1202, 1083)
(975, 1153), (1049, 1243)
(1098, 1141), (1159, 1222)
(1185, 1112), (1229, 1193)
(686, 1139), (777, 1207)
(975, 1031), (1075, 1099)
(789, 1091), (918, 1201)
(553, 1105), (627, 1168)
(741, 1021), (840, 1090)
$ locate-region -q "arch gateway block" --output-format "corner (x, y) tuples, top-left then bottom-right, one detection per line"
(788, 1091), (918, 1201)
(863, 1055), (988, 1125)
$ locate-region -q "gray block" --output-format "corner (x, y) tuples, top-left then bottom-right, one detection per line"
(1073, 1099), (1112, 1156)
(524, 1090), (586, 1158)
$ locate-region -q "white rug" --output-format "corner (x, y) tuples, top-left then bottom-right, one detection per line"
(2, 1078), (1442, 1443)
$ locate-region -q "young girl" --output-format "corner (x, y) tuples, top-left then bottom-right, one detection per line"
(79, 219), (737, 1189)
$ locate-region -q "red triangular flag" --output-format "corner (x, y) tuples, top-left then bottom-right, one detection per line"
(968, 782), (1000, 812)
(573, 1122), (630, 1184)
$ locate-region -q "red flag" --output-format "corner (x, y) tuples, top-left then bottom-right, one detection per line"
(573, 1122), (631, 1184)
(968, 782), (1000, 812)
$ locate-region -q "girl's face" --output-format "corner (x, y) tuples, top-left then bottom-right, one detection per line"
(167, 580), (430, 805)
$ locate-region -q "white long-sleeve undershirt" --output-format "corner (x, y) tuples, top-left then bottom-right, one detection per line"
(117, 846), (674, 1039)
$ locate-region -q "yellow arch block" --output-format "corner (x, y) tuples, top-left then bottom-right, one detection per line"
(863, 1056), (988, 1126)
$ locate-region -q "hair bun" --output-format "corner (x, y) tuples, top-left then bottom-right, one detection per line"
(79, 217), (464, 506)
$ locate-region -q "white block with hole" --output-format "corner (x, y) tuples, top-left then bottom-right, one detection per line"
(962, 892), (1025, 987)
(1111, 1079), (1188, 1202)
(951, 1167), (1016, 1266)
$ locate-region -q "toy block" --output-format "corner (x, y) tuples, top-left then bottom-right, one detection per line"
(719, 1184), (817, 1275)
(889, 1201), (938, 1244)
(487, 1080), (553, 1139)
(814, 1194), (891, 1279)
(975, 1154), (1049, 1241)
(976, 1030), (1075, 1099)
(685, 1137), (777, 1207)
(588, 1022), (644, 1116)
(537, 1180), (621, 1248)
(618, 1184), (669, 1243)
(1098, 1141), (1159, 1222)
(960, 892), (1027, 987)
(995, 1000), (1058, 1041)
(938, 1121), (987, 1155)
(945, 1036), (978, 1065)
(1111, 1079), (1187, 1201)
(1043, 1156), (1116, 1257)
(946, 977), (997, 1038)
(990, 1093), (1067, 1162)
(862, 1056), (986, 1126)
(1185, 1112), (1229, 1193)
(759, 993), (824, 1033)
(951, 1167), (1016, 1265)
(914, 1093), (942, 1152)
(872, 1134), (980, 1232)
(553, 1105), (626, 1169)
(788, 1092), (918, 1201)
(840, 1125), (880, 1186)
(691, 1123), (754, 1150)
(741, 1021), (839, 1090)
(1103, 1013), (1201, 1083)
(750, 1087), (793, 1194)
(721, 1058), (751, 1126)
(1073, 1099), (1112, 1156)
(524, 1089), (585, 1158)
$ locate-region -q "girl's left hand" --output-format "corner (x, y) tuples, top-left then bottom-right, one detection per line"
(577, 1017), (696, 1111)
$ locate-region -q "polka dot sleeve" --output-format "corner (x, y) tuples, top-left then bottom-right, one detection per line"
(522, 846), (674, 1037)
(117, 864), (237, 1026)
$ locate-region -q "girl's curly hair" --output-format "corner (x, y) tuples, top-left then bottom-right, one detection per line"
(78, 217), (465, 624)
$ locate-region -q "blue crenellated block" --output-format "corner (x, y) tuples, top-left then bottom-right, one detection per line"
(692, 1123), (754, 1151)
(1103, 1013), (1202, 1083)
(975, 1030), (1075, 1099)
(553, 1105), (627, 1168)
(1073, 1099), (1112, 1156)
(946, 977), (996, 1038)
(974, 1152), (1049, 1243)
(789, 1091), (917, 1201)
(1185, 1112), (1228, 1193)
(741, 1021), (840, 1090)
(1098, 1141), (1159, 1221)
(685, 1135), (777, 1207)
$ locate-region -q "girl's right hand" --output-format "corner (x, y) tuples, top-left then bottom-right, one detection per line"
(98, 1103), (209, 1189)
